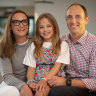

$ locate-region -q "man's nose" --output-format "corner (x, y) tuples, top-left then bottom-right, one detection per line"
(71, 17), (76, 23)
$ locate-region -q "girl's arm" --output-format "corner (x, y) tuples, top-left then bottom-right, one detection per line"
(37, 62), (62, 91)
(45, 62), (62, 79)
(45, 41), (70, 79)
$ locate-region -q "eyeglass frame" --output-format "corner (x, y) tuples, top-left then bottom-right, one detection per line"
(11, 19), (29, 26)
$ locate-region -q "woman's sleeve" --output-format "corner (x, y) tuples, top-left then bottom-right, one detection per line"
(0, 57), (25, 91)
(23, 42), (36, 68)
(56, 41), (70, 65)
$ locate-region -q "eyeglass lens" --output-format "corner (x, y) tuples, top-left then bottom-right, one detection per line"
(12, 19), (28, 26)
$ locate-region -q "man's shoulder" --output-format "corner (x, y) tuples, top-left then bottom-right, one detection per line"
(87, 32), (96, 43)
(85, 32), (96, 49)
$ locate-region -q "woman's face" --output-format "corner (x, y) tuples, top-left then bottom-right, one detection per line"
(11, 13), (28, 39)
(38, 18), (54, 42)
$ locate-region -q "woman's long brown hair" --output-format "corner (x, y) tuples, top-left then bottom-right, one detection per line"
(0, 10), (29, 59)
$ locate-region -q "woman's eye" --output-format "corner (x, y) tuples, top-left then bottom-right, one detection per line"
(39, 26), (43, 29)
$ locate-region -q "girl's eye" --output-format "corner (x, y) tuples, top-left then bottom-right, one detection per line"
(47, 25), (52, 28)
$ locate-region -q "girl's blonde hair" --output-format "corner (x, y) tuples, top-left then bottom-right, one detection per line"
(0, 10), (29, 59)
(34, 13), (61, 58)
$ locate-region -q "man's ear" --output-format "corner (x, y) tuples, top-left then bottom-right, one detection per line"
(85, 16), (89, 24)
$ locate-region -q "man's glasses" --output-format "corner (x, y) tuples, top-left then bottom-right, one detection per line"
(11, 19), (28, 26)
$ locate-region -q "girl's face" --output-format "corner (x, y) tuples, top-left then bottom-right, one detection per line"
(11, 13), (28, 39)
(39, 18), (54, 42)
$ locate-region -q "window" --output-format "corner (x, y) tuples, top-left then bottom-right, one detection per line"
(0, 17), (7, 35)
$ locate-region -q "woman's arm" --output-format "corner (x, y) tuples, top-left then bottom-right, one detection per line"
(0, 57), (26, 90)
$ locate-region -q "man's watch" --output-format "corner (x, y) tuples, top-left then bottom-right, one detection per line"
(66, 78), (72, 86)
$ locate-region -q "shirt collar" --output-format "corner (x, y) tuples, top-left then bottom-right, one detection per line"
(65, 30), (88, 45)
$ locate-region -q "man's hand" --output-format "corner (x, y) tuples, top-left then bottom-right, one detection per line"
(47, 76), (66, 87)
(20, 84), (33, 96)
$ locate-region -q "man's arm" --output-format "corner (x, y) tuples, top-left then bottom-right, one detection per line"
(47, 76), (88, 90)
(81, 43), (96, 92)
(48, 43), (96, 92)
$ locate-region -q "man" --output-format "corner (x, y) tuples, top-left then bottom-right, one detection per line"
(48, 4), (96, 96)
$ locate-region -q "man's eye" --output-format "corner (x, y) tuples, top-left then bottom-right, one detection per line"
(67, 16), (72, 19)
(76, 15), (81, 19)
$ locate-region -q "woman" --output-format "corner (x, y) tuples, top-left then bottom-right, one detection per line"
(0, 10), (33, 96)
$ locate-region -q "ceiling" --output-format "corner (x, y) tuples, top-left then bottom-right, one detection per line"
(0, 0), (54, 7)
(0, 0), (35, 7)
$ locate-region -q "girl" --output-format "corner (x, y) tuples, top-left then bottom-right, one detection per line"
(23, 13), (70, 96)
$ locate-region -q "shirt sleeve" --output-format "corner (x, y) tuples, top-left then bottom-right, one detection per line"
(56, 41), (70, 65)
(0, 58), (25, 91)
(82, 43), (96, 92)
(23, 42), (36, 68)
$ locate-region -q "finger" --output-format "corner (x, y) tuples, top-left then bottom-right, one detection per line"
(49, 81), (56, 87)
(48, 79), (55, 85)
(39, 85), (43, 91)
(20, 93), (23, 96)
(36, 85), (40, 91)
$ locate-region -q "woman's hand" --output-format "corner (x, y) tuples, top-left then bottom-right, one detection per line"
(20, 84), (33, 96)
(29, 82), (38, 92)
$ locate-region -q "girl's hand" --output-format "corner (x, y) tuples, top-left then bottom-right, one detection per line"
(29, 82), (38, 92)
(37, 79), (47, 91)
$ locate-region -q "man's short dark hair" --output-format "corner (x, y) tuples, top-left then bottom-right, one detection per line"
(67, 3), (88, 18)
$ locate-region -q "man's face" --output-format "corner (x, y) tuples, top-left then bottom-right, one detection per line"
(66, 5), (89, 37)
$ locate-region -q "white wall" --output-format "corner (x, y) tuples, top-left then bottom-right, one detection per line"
(35, 0), (96, 36)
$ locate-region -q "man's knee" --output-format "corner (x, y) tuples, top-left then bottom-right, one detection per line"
(49, 86), (66, 96)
